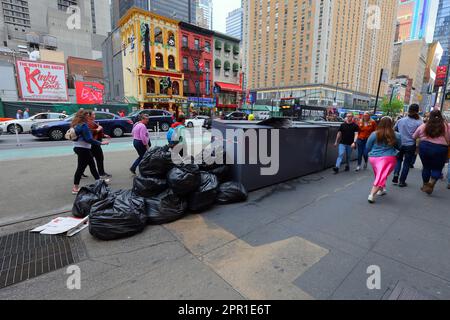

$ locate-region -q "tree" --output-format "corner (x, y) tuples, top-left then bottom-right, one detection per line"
(381, 97), (404, 117)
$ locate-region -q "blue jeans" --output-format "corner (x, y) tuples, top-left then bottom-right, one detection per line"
(356, 139), (368, 166)
(418, 141), (448, 183)
(336, 144), (353, 169)
(131, 140), (148, 172)
(394, 144), (416, 183)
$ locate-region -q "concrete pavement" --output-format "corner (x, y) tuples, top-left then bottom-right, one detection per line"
(1, 148), (449, 299)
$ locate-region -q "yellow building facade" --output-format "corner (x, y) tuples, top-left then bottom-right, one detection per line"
(119, 8), (186, 111)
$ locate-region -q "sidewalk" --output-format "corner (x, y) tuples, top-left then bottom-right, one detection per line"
(1, 159), (450, 300)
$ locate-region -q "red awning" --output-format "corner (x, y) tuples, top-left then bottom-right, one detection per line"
(215, 82), (242, 92)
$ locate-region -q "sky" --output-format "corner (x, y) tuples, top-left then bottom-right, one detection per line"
(212, 0), (242, 33)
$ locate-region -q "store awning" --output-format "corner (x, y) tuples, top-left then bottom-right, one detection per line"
(215, 82), (242, 92)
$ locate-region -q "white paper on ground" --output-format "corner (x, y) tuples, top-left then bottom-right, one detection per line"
(31, 216), (89, 236)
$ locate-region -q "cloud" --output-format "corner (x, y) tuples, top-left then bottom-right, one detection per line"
(212, 0), (241, 32)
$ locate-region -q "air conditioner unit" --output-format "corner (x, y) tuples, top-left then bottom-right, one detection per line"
(43, 35), (57, 49)
(26, 33), (40, 45)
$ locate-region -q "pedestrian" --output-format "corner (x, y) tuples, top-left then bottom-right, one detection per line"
(86, 111), (112, 179)
(23, 108), (30, 119)
(71, 110), (110, 195)
(167, 114), (186, 147)
(366, 117), (402, 203)
(356, 112), (377, 171)
(130, 114), (151, 175)
(16, 110), (23, 119)
(392, 104), (423, 187)
(333, 113), (360, 174)
(413, 110), (450, 195)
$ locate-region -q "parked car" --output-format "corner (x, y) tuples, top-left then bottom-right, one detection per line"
(31, 112), (134, 141)
(224, 111), (248, 120)
(127, 109), (174, 132)
(0, 113), (67, 134)
(186, 116), (210, 128)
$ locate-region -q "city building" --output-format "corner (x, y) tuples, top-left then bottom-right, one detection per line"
(102, 27), (125, 103)
(0, 0), (110, 60)
(213, 32), (242, 111)
(244, 0), (398, 110)
(396, 0), (439, 43)
(422, 41), (443, 109)
(111, 0), (196, 28)
(391, 39), (428, 105)
(196, 0), (213, 30)
(118, 8), (185, 111)
(226, 8), (243, 39)
(433, 0), (450, 67)
(179, 21), (214, 108)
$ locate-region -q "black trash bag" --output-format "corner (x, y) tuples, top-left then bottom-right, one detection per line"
(209, 165), (231, 183)
(139, 145), (174, 177)
(133, 175), (167, 198)
(216, 182), (248, 204)
(89, 190), (147, 241)
(144, 190), (188, 225)
(72, 180), (110, 218)
(198, 149), (227, 171)
(167, 164), (201, 196)
(188, 172), (219, 212)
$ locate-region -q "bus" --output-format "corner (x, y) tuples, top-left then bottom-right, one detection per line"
(279, 97), (337, 121)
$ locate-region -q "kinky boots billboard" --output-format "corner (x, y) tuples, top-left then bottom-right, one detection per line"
(16, 60), (69, 102)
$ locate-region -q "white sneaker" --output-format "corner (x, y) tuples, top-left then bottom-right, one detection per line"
(368, 194), (375, 203)
(355, 166), (361, 172)
(377, 189), (387, 196)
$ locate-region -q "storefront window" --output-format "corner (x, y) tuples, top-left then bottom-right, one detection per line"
(156, 53), (164, 68)
(154, 27), (163, 44)
(172, 81), (180, 95)
(168, 55), (176, 69)
(146, 78), (155, 94)
(167, 32), (175, 47)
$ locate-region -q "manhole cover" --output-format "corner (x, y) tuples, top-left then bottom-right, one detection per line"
(0, 230), (87, 289)
(383, 281), (435, 300)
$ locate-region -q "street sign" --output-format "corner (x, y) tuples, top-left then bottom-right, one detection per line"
(213, 86), (220, 94)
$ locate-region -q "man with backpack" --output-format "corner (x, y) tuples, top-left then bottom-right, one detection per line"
(167, 114), (186, 147)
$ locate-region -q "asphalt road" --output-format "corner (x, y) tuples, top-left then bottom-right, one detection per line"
(0, 133), (135, 150)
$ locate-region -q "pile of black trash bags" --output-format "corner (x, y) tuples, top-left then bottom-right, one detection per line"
(72, 145), (248, 241)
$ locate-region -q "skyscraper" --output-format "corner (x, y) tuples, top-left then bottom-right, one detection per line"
(433, 0), (450, 67)
(0, 0), (111, 60)
(396, 0), (439, 43)
(111, 0), (196, 28)
(226, 8), (243, 39)
(196, 0), (213, 30)
(243, 0), (398, 108)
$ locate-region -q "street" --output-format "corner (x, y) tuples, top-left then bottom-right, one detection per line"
(1, 144), (450, 299)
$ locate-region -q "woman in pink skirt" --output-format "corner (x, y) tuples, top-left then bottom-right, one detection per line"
(365, 117), (402, 203)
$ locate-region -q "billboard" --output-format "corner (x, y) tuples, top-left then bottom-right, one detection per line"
(435, 66), (447, 87)
(75, 81), (104, 104)
(16, 60), (68, 101)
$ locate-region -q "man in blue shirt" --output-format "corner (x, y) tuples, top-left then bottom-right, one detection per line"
(23, 108), (30, 119)
(392, 104), (423, 187)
